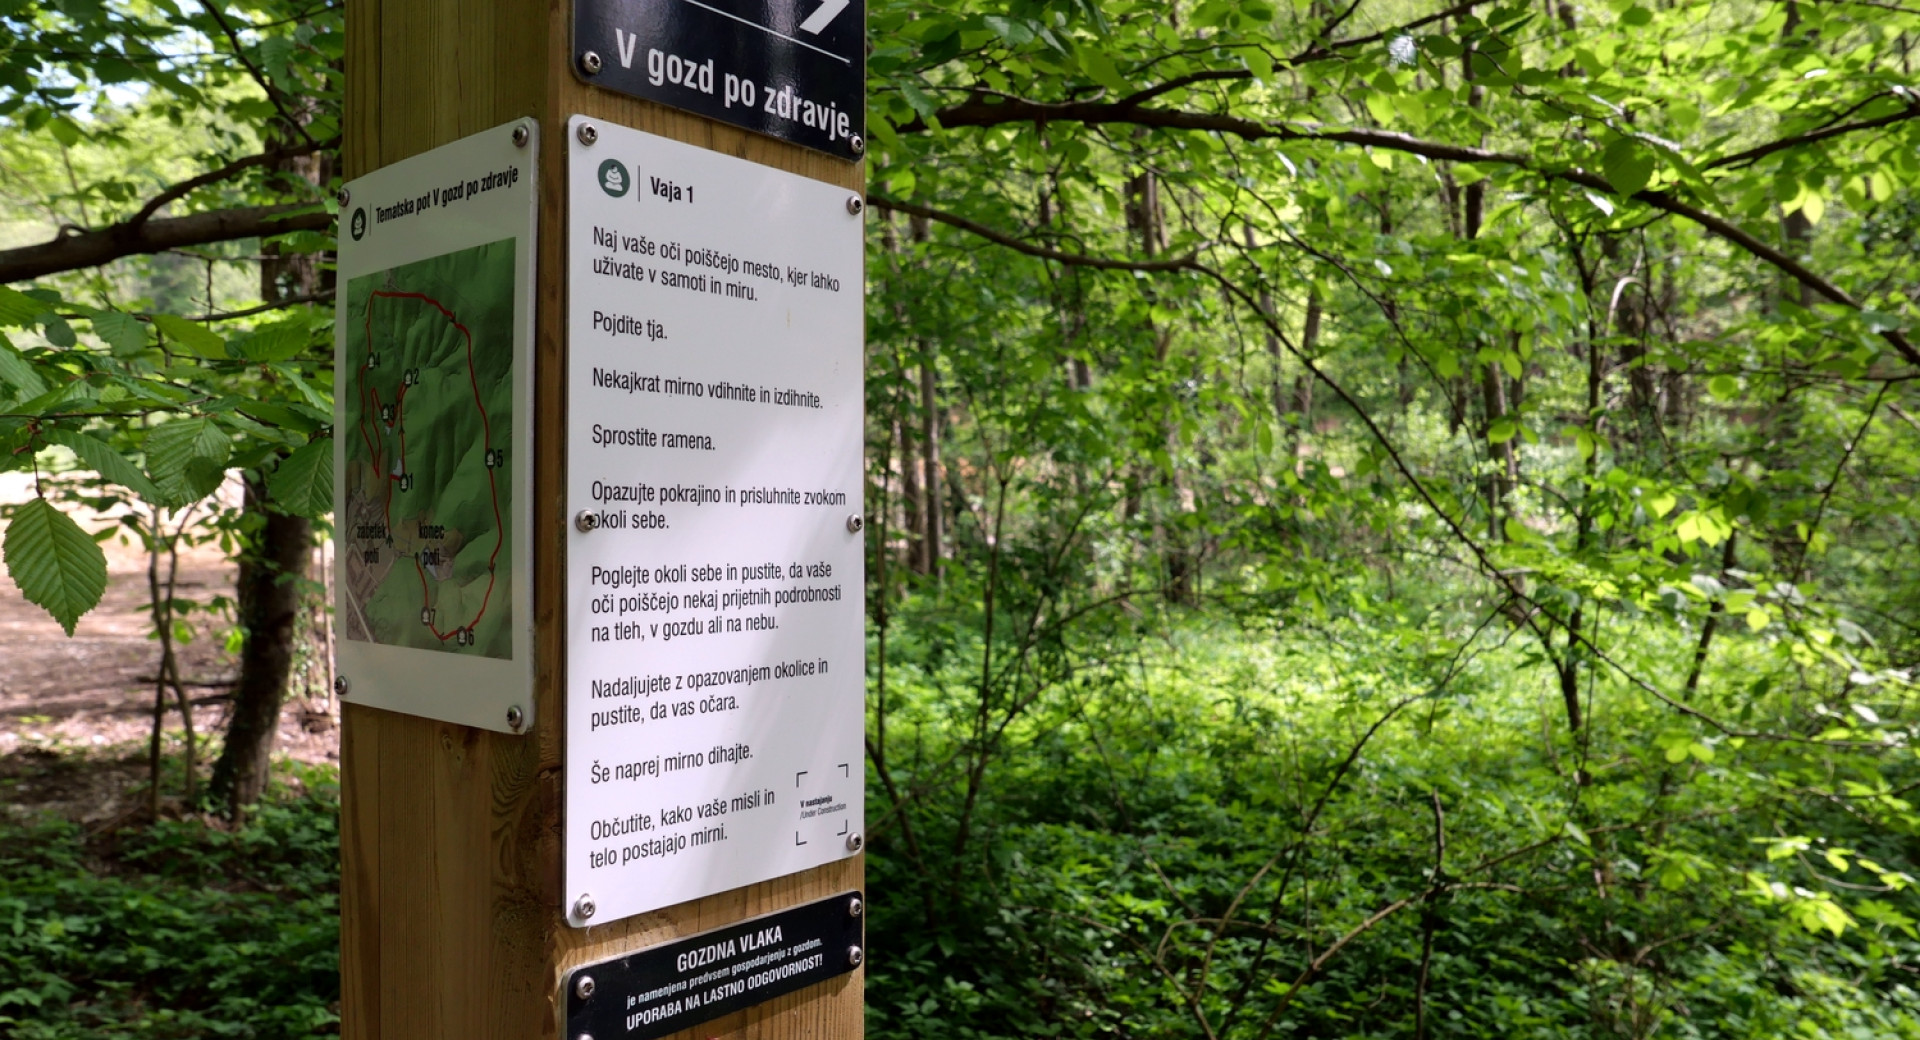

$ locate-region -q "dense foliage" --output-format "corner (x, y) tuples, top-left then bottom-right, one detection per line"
(3, 0), (1919, 1037)
(0, 759), (339, 1038)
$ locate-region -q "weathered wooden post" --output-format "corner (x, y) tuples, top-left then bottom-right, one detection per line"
(334, 2), (867, 1037)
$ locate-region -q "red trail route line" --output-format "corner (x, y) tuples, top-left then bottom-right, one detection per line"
(355, 289), (505, 644)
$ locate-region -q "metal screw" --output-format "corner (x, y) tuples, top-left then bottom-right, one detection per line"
(333, 675), (349, 697)
(847, 895), (864, 918)
(848, 134), (865, 155)
(512, 124), (530, 148)
(845, 831), (864, 852)
(580, 51), (603, 75)
(575, 1034), (594, 1040)
(847, 945), (865, 968)
(336, 186), (351, 207)
(506, 705), (525, 731)
(845, 194), (865, 216)
(575, 893), (597, 920)
(845, 514), (864, 534)
(577, 122), (599, 146)
(574, 974), (596, 1001)
(576, 509), (600, 533)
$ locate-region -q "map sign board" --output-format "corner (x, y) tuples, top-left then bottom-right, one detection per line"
(574, 0), (864, 160)
(564, 117), (865, 926)
(333, 120), (539, 733)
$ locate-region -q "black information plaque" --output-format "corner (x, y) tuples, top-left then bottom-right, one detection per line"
(574, 0), (866, 160)
(564, 891), (865, 1039)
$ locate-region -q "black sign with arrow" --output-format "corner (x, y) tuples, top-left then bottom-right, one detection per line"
(574, 0), (866, 160)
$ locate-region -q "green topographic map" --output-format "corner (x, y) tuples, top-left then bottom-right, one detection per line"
(341, 238), (516, 658)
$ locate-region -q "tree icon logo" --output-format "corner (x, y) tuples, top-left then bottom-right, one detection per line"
(598, 159), (630, 198)
(349, 206), (367, 241)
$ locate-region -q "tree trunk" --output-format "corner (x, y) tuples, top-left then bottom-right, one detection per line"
(209, 474), (312, 818)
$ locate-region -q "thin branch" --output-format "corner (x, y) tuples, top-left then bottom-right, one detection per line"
(869, 196), (1199, 271)
(1703, 100), (1920, 170)
(127, 137), (338, 229)
(201, 1), (317, 147)
(894, 103), (1920, 368)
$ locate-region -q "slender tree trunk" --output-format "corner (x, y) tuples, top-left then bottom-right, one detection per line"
(209, 474), (312, 818)
(919, 357), (942, 580)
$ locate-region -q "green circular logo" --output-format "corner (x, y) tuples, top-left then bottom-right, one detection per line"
(597, 158), (630, 198)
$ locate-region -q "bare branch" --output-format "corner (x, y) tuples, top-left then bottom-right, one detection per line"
(0, 204), (330, 284)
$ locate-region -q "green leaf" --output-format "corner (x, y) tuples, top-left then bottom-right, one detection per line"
(0, 333), (48, 399)
(40, 428), (163, 501)
(233, 320), (312, 362)
(144, 417), (231, 506)
(0, 286), (46, 328)
(1078, 44), (1129, 93)
(1489, 417), (1519, 443)
(149, 314), (228, 358)
(3, 497), (108, 636)
(42, 316), (76, 348)
(1708, 374), (1741, 399)
(90, 309), (149, 355)
(1602, 137), (1655, 197)
(268, 438), (335, 518)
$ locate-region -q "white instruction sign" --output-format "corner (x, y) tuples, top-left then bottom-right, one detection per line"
(333, 119), (538, 733)
(564, 117), (866, 927)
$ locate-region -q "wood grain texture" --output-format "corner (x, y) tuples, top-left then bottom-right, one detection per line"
(342, 2), (866, 1038)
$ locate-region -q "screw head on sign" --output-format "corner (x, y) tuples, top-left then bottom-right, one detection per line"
(336, 186), (351, 207)
(845, 831), (864, 853)
(576, 509), (600, 533)
(580, 50), (603, 75)
(333, 676), (349, 697)
(845, 514), (864, 534)
(574, 974), (596, 1001)
(847, 945), (865, 969)
(577, 122), (599, 147)
(845, 194), (865, 216)
(506, 705), (525, 731)
(574, 894), (597, 920)
(512, 124), (530, 148)
(848, 134), (865, 155)
(848, 895), (864, 918)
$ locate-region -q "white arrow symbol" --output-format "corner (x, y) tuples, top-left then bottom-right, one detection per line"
(798, 0), (850, 34)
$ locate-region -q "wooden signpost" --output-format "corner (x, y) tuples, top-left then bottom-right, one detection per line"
(338, 2), (866, 1038)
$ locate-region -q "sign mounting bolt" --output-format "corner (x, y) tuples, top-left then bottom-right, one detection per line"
(848, 895), (864, 918)
(580, 50), (603, 75)
(845, 514), (864, 534)
(333, 675), (349, 697)
(336, 186), (350, 207)
(846, 194), (864, 216)
(575, 510), (600, 533)
(847, 945), (865, 968)
(845, 831), (864, 852)
(573, 974), (596, 1001)
(574, 893), (597, 921)
(849, 134), (865, 155)
(506, 705), (525, 731)
(577, 122), (599, 146)
(511, 123), (530, 148)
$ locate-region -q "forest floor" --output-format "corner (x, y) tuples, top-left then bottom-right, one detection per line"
(0, 472), (340, 827)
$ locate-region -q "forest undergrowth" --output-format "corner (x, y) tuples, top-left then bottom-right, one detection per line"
(5, 613), (1915, 1039)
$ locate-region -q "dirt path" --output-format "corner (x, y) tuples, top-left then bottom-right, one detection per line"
(0, 473), (340, 821)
